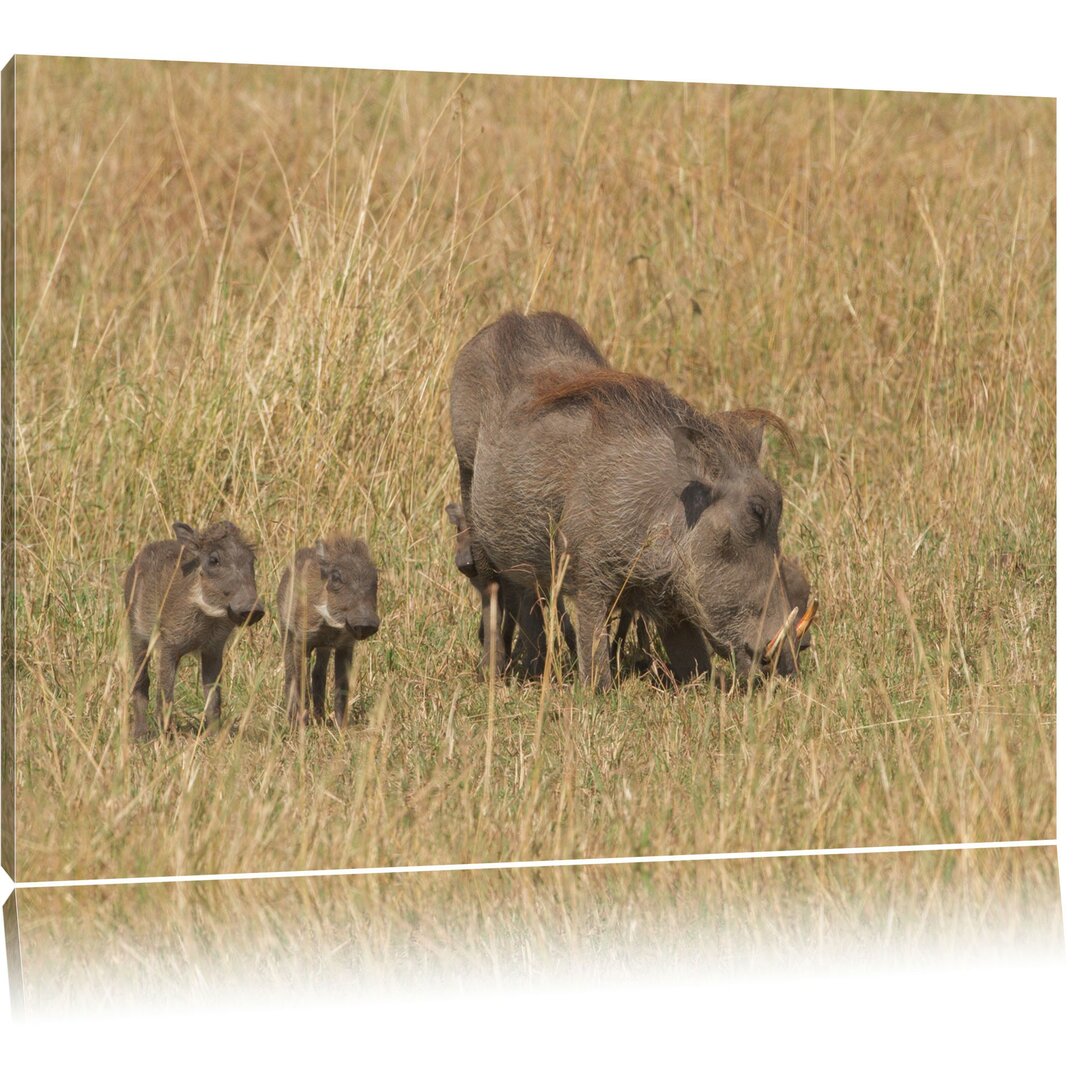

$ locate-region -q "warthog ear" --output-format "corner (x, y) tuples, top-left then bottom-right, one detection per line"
(314, 539), (330, 573)
(671, 426), (708, 482)
(172, 522), (199, 548)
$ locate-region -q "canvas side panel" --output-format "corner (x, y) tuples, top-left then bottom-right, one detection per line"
(0, 56), (15, 881)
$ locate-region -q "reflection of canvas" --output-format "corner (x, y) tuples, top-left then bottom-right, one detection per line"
(4, 57), (1055, 882)
(7, 848), (1064, 1014)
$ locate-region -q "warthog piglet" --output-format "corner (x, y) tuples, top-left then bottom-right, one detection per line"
(123, 520), (265, 740)
(277, 536), (380, 727)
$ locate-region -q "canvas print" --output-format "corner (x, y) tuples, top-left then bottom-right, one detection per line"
(1, 57), (1055, 882)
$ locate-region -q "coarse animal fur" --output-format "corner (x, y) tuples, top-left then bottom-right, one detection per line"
(449, 311), (607, 675)
(471, 363), (804, 689)
(276, 535), (380, 727)
(123, 521), (265, 740)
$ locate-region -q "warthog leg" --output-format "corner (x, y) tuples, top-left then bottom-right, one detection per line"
(333, 645), (353, 726)
(479, 581), (512, 678)
(200, 646), (224, 731)
(575, 590), (614, 690)
(129, 634), (152, 741)
(657, 618), (711, 685)
(311, 647), (330, 722)
(510, 586), (548, 679)
(283, 632), (307, 727)
(156, 647), (179, 735)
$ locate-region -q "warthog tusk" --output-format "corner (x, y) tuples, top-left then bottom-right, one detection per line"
(764, 606), (799, 663)
(795, 597), (818, 639)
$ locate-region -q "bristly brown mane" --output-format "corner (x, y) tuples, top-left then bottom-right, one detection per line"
(201, 520), (257, 553)
(318, 533), (373, 559)
(528, 369), (681, 419)
(527, 368), (796, 458)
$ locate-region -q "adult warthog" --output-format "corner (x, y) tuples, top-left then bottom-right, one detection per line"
(450, 311), (606, 676)
(470, 365), (816, 689)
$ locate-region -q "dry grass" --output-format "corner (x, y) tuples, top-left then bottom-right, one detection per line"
(11, 58), (1055, 880)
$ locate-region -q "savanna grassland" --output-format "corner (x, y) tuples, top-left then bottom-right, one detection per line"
(10, 58), (1055, 880)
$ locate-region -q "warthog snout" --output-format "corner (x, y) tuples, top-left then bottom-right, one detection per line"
(229, 599), (266, 627)
(743, 593), (817, 679)
(348, 615), (380, 640)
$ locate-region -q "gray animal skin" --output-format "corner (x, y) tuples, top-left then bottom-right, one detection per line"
(450, 311), (608, 676)
(471, 361), (806, 689)
(123, 521), (265, 740)
(445, 500), (577, 678)
(622, 552), (813, 684)
(276, 536), (380, 728)
(450, 497), (727, 683)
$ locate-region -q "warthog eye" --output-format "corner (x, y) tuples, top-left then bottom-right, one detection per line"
(748, 497), (769, 531)
(328, 568), (343, 588)
(207, 551), (220, 567)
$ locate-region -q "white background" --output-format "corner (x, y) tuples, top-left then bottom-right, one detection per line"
(1, 1), (1076, 1074)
